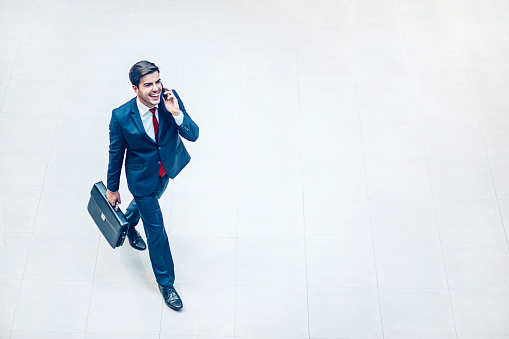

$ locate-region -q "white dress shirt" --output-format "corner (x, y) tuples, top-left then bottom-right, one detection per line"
(136, 97), (184, 141)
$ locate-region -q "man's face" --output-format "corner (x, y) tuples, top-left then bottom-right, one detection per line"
(133, 71), (162, 108)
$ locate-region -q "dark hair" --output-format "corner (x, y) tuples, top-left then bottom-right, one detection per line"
(129, 60), (159, 88)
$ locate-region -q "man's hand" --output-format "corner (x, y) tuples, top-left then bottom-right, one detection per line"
(162, 87), (182, 117)
(106, 190), (121, 207)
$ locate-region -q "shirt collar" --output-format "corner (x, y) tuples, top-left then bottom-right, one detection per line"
(136, 97), (157, 116)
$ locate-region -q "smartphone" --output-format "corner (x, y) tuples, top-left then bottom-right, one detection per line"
(161, 82), (169, 100)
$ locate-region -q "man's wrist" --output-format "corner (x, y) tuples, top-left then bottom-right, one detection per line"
(173, 111), (184, 126)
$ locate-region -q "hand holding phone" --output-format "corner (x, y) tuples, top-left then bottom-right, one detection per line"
(160, 83), (181, 116)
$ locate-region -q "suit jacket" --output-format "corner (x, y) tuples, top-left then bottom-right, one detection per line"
(107, 90), (199, 197)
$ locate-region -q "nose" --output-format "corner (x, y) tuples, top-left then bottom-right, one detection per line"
(152, 83), (160, 92)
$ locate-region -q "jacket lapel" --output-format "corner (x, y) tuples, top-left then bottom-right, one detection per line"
(130, 98), (156, 144)
(158, 100), (175, 140)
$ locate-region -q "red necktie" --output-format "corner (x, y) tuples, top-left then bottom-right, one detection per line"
(150, 107), (167, 177)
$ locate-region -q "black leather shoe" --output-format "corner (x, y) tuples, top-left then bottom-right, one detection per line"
(127, 229), (146, 251)
(159, 284), (183, 310)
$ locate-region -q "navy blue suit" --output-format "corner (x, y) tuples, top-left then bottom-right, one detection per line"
(107, 90), (198, 286)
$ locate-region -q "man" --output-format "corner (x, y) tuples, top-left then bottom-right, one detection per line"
(106, 60), (199, 310)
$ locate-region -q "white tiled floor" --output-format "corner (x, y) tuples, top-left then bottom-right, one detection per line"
(1, 0), (509, 338)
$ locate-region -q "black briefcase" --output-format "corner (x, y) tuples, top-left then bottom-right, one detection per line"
(87, 181), (129, 248)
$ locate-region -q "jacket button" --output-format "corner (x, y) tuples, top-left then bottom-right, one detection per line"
(159, 147), (161, 150)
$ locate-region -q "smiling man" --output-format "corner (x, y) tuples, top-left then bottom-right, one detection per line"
(106, 60), (199, 310)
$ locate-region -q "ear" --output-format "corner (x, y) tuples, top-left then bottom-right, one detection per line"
(132, 85), (139, 95)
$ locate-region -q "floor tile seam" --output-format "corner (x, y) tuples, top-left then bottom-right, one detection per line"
(28, 280), (498, 290)
(360, 120), (482, 126)
(4, 231), (100, 235)
(370, 193), (497, 199)
(362, 155), (493, 160)
(208, 235), (305, 240)
(174, 192), (441, 199)
(305, 285), (482, 291)
(120, 0), (145, 103)
(6, 278), (98, 283)
(360, 118), (475, 123)
(0, 186), (88, 191)
(398, 1), (470, 337)
(6, 197), (37, 333)
(299, 155), (458, 160)
(449, 2), (509, 252)
(93, 281), (235, 286)
(346, 12), (385, 338)
(444, 287), (509, 291)
(37, 149), (107, 155)
(431, 196), (506, 201)
(468, 144), (509, 246)
(291, 1), (312, 338)
(84, 331), (190, 337)
(232, 283), (310, 288)
(13, 234), (499, 250)
(305, 238), (509, 244)
(396, 0), (448, 253)
(26, 277), (509, 287)
(157, 285), (164, 339)
(0, 148), (165, 153)
(406, 53), (465, 58)
(9, 329), (86, 335)
(0, 278), (23, 283)
(420, 120), (504, 128)
(40, 146), (111, 152)
(352, 51), (412, 58)
(0, 2), (31, 113)
(82, 239), (101, 333)
(87, 280), (159, 286)
(396, 1), (459, 338)
(177, 0), (192, 92)
(372, 240), (509, 245)
(232, 2), (244, 338)
(378, 286), (477, 290)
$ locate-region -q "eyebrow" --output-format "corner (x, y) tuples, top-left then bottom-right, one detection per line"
(143, 79), (161, 86)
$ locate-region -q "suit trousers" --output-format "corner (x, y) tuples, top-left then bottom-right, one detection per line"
(125, 175), (175, 287)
